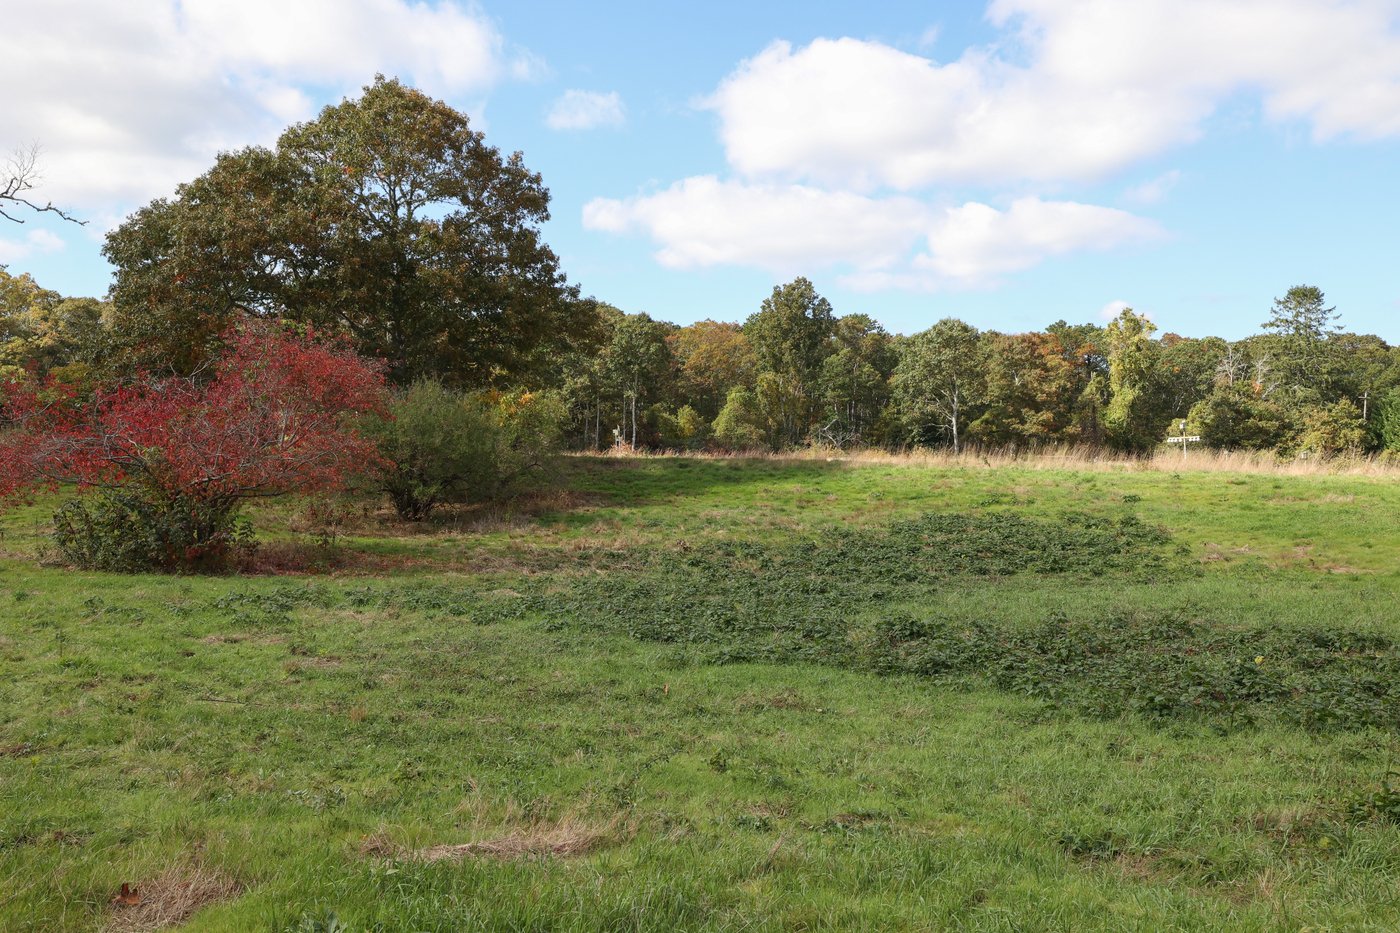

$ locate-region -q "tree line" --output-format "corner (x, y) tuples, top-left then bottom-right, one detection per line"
(4, 77), (1400, 470)
(554, 279), (1400, 458)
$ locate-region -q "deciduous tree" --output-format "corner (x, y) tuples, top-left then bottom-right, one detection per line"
(892, 318), (985, 452)
(743, 278), (835, 445)
(103, 76), (591, 384)
(1, 145), (83, 226)
(1103, 309), (1162, 451)
(818, 314), (895, 447)
(669, 319), (756, 419)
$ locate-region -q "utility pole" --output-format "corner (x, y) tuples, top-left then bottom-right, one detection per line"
(1361, 390), (1370, 421)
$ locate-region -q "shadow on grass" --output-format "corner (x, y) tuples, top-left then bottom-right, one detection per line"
(564, 454), (854, 505)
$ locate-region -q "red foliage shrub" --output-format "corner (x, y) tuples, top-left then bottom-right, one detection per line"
(1, 322), (389, 507)
(1, 322), (390, 571)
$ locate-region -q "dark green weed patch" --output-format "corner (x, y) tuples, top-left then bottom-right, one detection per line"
(533, 510), (1174, 659)
(472, 510), (1400, 732)
(186, 510), (1400, 732)
(864, 612), (1400, 731)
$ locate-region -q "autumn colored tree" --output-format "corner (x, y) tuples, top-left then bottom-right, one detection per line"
(0, 322), (389, 570)
(971, 331), (1082, 446)
(668, 319), (756, 419)
(1044, 319), (1110, 444)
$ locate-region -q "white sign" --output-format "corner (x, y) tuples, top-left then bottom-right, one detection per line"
(1165, 436), (1201, 443)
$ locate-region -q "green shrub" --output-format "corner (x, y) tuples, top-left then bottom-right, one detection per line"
(1296, 398), (1368, 457)
(53, 489), (253, 573)
(711, 386), (765, 450)
(653, 404), (710, 450)
(367, 380), (566, 521)
(1187, 386), (1289, 450)
(1375, 387), (1400, 453)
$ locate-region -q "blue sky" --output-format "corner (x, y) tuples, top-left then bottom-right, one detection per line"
(6, 0), (1400, 340)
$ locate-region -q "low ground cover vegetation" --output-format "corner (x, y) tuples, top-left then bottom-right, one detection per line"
(3, 455), (1400, 930)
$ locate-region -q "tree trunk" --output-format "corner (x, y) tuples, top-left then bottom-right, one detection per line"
(950, 389), (961, 453)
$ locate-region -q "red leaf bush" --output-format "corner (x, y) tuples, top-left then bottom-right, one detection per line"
(0, 322), (389, 571)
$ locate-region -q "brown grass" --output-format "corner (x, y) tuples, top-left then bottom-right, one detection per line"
(104, 864), (242, 932)
(580, 443), (1400, 478)
(361, 812), (631, 863)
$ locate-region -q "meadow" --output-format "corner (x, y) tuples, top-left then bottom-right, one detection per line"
(3, 453), (1400, 931)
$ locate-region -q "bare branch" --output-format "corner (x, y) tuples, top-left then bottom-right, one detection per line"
(1, 143), (85, 226)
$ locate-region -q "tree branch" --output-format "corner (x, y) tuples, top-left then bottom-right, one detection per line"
(2, 144), (85, 226)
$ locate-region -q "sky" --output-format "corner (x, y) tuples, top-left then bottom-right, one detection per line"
(5, 0), (1400, 341)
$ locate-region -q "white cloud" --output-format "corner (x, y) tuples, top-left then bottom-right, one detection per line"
(702, 2), (1400, 189)
(1123, 170), (1182, 206)
(917, 197), (1163, 284)
(3, 1), (532, 214)
(0, 229), (67, 266)
(583, 176), (931, 273)
(546, 90), (626, 130)
(585, 182), (1158, 288)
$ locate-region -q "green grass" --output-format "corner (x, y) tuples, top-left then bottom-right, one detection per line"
(3, 455), (1400, 930)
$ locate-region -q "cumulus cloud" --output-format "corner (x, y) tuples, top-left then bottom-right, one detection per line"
(3, 0), (533, 213)
(583, 176), (931, 273)
(546, 90), (626, 130)
(916, 198), (1163, 284)
(702, 1), (1400, 190)
(585, 182), (1159, 288)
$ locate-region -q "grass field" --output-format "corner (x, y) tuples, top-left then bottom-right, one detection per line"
(3, 454), (1400, 931)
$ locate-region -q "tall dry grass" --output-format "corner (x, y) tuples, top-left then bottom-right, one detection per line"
(582, 443), (1400, 478)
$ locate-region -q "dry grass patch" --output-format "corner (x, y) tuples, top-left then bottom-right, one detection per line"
(362, 812), (633, 863)
(583, 444), (1400, 479)
(104, 864), (242, 933)
(199, 633), (285, 646)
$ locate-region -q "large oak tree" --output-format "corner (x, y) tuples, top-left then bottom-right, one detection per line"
(103, 76), (593, 384)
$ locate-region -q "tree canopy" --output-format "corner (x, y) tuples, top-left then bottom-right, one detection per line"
(103, 76), (594, 384)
